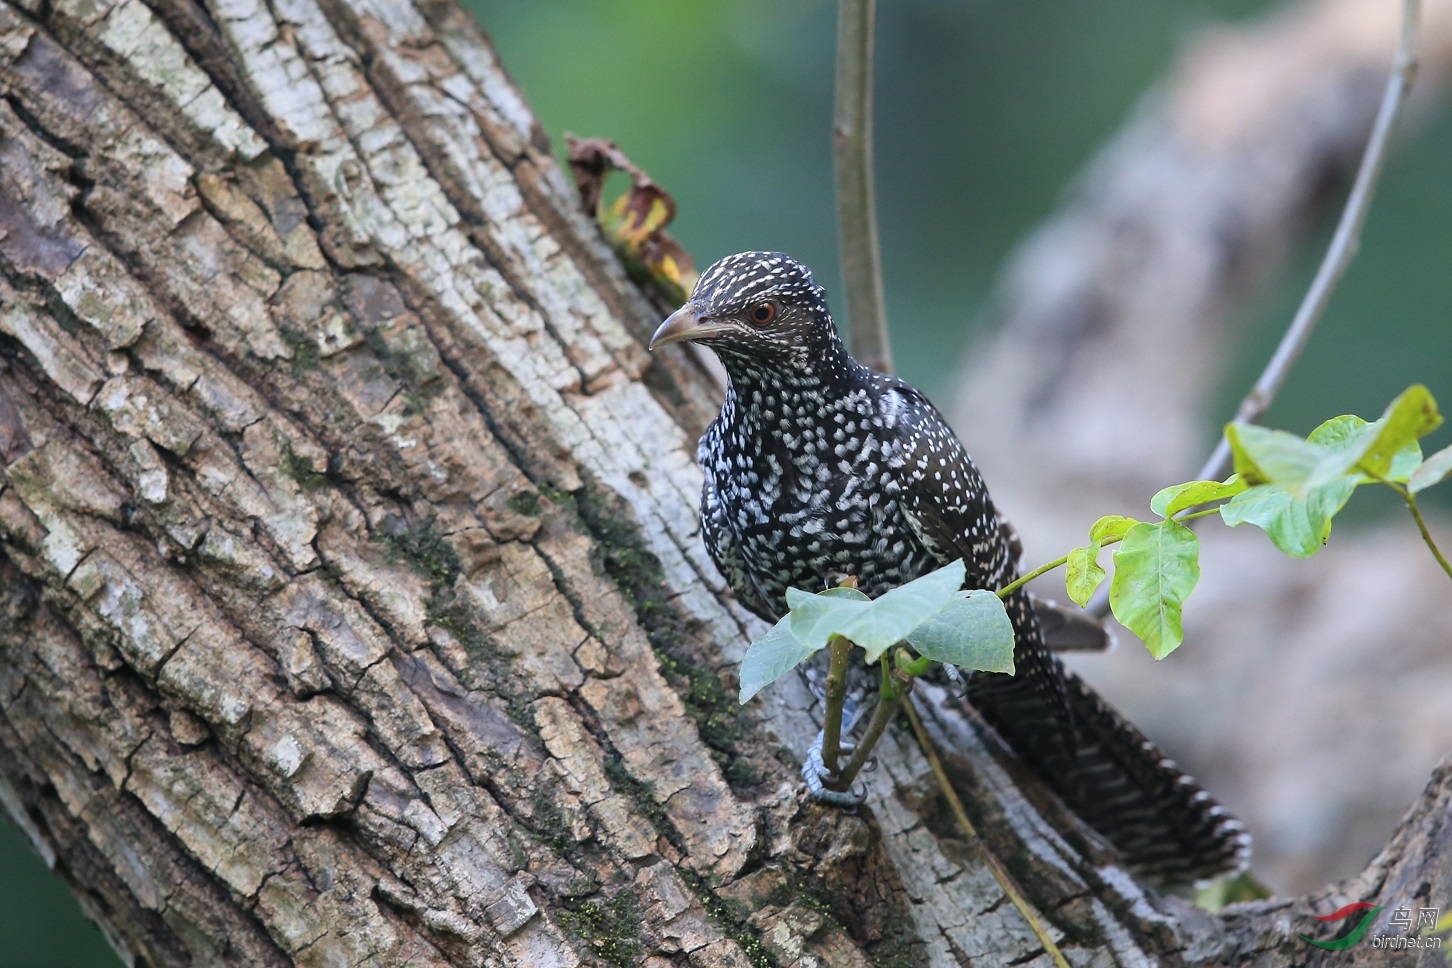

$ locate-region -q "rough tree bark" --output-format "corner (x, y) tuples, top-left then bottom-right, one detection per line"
(0, 2), (1448, 968)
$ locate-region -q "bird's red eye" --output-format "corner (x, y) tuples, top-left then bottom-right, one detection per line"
(749, 303), (777, 325)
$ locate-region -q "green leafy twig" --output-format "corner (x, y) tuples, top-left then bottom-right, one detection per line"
(1199, 0), (1421, 483)
(999, 507), (1221, 659)
(738, 560), (1012, 699)
(826, 659), (912, 793)
(821, 636), (853, 774)
(738, 562), (1015, 804)
(833, 0), (892, 374)
(902, 697), (1071, 968)
(1012, 386), (1451, 662)
(1084, 0), (1423, 619)
(997, 509), (1219, 601)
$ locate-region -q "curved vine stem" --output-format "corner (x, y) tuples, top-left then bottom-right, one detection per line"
(1200, 0), (1422, 482)
(903, 697), (1071, 968)
(996, 551), (1077, 600)
(1382, 480), (1452, 581)
(1089, 0), (1423, 616)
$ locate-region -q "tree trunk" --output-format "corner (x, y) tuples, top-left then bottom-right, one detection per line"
(0, 1), (1448, 966)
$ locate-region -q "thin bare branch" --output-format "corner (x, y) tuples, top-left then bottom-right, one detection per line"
(1198, 0), (1423, 484)
(1088, 0), (1423, 617)
(834, 0), (893, 374)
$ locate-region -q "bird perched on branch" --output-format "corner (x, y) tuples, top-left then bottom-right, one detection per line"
(651, 251), (1249, 887)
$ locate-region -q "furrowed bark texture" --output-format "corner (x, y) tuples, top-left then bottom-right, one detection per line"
(1, 1), (1450, 968)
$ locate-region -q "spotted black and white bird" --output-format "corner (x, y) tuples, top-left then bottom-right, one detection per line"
(651, 251), (1249, 887)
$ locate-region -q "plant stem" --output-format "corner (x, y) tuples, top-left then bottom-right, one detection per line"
(903, 698), (1071, 968)
(1086, 0), (1422, 619)
(1358, 469), (1451, 584)
(1197, 0), (1421, 484)
(996, 553), (1072, 600)
(834, 0), (892, 374)
(1002, 507), (1220, 600)
(1397, 486), (1452, 581)
(829, 661), (909, 792)
(822, 636), (853, 774)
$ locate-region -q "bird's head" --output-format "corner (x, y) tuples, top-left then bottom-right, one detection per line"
(649, 252), (842, 374)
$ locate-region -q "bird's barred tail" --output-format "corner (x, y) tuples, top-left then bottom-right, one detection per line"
(1056, 666), (1250, 885)
(966, 605), (1250, 887)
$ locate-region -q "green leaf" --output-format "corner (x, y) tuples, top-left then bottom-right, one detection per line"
(904, 590), (1015, 673)
(1064, 542), (1105, 608)
(1109, 521), (1200, 659)
(785, 585), (870, 652)
(1387, 441), (1425, 483)
(1306, 413), (1368, 449)
(1409, 443), (1452, 494)
(1150, 477), (1247, 518)
(789, 560), (966, 663)
(1224, 423), (1326, 494)
(1308, 413), (1423, 483)
(739, 616), (818, 704)
(1310, 413), (1424, 484)
(1306, 386), (1441, 488)
(1089, 515), (1139, 542)
(1381, 382), (1441, 442)
(1219, 479), (1356, 557)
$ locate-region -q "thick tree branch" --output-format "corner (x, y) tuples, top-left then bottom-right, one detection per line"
(3, 0), (1451, 963)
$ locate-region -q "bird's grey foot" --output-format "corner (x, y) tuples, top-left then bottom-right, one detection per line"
(942, 664), (970, 699)
(802, 731), (861, 807)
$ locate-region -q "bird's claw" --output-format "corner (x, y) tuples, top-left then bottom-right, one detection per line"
(802, 732), (862, 807)
(942, 664), (971, 700)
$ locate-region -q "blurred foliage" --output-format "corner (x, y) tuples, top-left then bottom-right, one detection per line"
(474, 0), (1450, 481)
(0, 821), (113, 965)
(1222, 112), (1452, 511)
(9, 0), (1451, 959)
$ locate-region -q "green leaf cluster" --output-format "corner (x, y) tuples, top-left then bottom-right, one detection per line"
(1222, 385), (1443, 556)
(1057, 385), (1451, 662)
(1062, 509), (1209, 660)
(738, 560), (1016, 704)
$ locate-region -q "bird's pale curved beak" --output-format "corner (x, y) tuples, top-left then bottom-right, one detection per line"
(649, 307), (731, 350)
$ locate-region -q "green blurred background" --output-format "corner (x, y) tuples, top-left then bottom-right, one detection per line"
(4, 1), (1447, 962)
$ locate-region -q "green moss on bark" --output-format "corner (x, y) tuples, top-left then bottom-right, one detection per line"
(557, 890), (644, 968)
(569, 479), (756, 787)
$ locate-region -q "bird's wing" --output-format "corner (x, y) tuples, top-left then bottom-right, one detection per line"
(881, 383), (1076, 734)
(880, 384), (1014, 590)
